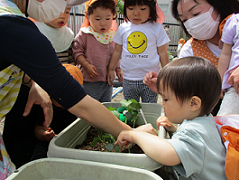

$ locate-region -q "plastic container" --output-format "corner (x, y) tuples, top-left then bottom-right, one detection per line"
(48, 103), (165, 171)
(7, 158), (163, 180)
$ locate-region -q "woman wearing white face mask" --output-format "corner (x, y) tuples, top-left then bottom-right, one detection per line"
(144, 0), (239, 115)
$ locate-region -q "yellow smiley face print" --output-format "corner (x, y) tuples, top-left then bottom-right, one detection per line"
(127, 31), (147, 54)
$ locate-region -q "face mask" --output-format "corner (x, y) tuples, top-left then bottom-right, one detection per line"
(184, 7), (220, 40)
(27, 0), (67, 22)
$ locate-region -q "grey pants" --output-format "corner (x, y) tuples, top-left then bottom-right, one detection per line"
(83, 81), (113, 102)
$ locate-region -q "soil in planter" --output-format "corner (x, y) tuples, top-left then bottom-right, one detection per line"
(75, 127), (144, 154)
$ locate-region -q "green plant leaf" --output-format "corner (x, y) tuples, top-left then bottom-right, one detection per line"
(125, 111), (132, 119)
(131, 112), (139, 128)
(128, 100), (141, 110)
(120, 99), (131, 107)
(90, 137), (100, 147)
(105, 143), (114, 151)
(114, 145), (120, 153)
(108, 107), (116, 111)
(111, 110), (119, 118)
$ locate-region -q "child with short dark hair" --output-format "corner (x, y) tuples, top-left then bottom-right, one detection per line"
(116, 57), (227, 180)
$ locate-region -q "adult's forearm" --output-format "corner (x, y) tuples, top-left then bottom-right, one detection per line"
(68, 95), (132, 138)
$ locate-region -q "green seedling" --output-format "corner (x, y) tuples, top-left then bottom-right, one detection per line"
(119, 99), (142, 128)
(90, 99), (142, 152)
(90, 129), (120, 152)
(108, 99), (142, 128)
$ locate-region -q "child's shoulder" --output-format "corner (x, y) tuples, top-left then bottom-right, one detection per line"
(179, 115), (215, 131)
(225, 13), (239, 26)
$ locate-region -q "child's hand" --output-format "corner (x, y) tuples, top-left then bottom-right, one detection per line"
(157, 116), (177, 133)
(115, 68), (123, 82)
(107, 69), (115, 86)
(85, 64), (99, 78)
(143, 71), (158, 93)
(43, 127), (56, 141)
(115, 130), (134, 147)
(136, 124), (158, 136)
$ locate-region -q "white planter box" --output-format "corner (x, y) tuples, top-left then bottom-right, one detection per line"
(48, 103), (166, 171)
(7, 158), (163, 180)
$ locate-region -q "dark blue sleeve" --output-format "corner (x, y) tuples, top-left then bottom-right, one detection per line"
(0, 15), (87, 109)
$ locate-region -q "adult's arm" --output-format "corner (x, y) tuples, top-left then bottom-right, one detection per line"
(0, 15), (133, 137)
(68, 95), (132, 138)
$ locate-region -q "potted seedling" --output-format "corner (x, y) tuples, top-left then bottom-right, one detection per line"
(48, 102), (166, 171)
(109, 99), (142, 128)
(84, 99), (142, 152)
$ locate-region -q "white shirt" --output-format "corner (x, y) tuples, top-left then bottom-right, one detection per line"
(113, 21), (170, 80)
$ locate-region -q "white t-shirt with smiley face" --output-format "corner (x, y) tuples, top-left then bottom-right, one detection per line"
(113, 21), (170, 80)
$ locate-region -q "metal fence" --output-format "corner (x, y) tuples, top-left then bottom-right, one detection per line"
(68, 12), (187, 54)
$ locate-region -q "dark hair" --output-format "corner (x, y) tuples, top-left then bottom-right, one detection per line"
(86, 0), (117, 20)
(156, 57), (221, 116)
(171, 0), (239, 37)
(123, 0), (157, 23)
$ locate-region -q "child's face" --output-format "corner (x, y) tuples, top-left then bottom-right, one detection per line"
(88, 7), (114, 34)
(126, 4), (150, 25)
(45, 7), (71, 29)
(159, 82), (191, 124)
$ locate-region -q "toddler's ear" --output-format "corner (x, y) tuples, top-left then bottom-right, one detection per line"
(190, 96), (201, 111)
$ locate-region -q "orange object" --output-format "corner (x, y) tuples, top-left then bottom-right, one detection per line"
(178, 38), (185, 46)
(215, 115), (239, 180)
(62, 64), (83, 85)
(28, 17), (36, 23)
(155, 0), (164, 24)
